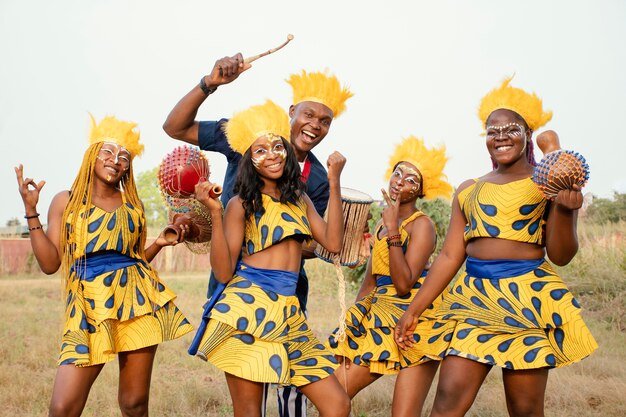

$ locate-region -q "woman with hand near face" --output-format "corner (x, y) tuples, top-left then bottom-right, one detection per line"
(395, 78), (597, 417)
(328, 137), (453, 417)
(15, 115), (193, 417)
(188, 100), (351, 417)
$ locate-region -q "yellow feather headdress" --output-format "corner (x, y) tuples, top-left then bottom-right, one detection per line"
(286, 70), (353, 118)
(225, 100), (291, 155)
(478, 76), (552, 131)
(385, 136), (453, 200)
(88, 114), (144, 158)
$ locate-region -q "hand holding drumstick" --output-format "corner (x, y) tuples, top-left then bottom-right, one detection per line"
(204, 34), (295, 89)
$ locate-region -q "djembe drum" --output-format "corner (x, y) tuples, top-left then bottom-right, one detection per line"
(532, 130), (590, 200)
(157, 145), (222, 254)
(315, 187), (374, 267)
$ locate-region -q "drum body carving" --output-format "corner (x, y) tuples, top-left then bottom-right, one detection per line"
(315, 188), (374, 267)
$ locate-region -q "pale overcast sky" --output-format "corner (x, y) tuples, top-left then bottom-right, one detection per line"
(1, 0), (625, 224)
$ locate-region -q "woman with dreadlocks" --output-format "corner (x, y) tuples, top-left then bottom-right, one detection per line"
(15, 115), (193, 417)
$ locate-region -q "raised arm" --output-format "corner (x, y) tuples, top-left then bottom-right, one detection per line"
(15, 164), (66, 274)
(162, 53), (251, 144)
(195, 181), (244, 283)
(544, 184), (582, 266)
(306, 151), (346, 253)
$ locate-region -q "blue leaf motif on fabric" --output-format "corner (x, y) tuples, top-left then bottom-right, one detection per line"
(477, 334), (496, 343)
(508, 282), (520, 300)
(135, 287), (145, 305)
(470, 215), (477, 230)
(288, 350), (302, 360)
(380, 327), (391, 335)
(120, 270), (128, 287)
(107, 213), (117, 231)
(512, 219), (530, 231)
(497, 298), (516, 314)
(105, 295), (114, 309)
(457, 328), (473, 339)
(88, 214), (105, 233)
(269, 354), (283, 378)
(450, 302), (471, 310)
(281, 212), (297, 223)
(523, 336), (543, 346)
(348, 338), (359, 349)
(524, 348), (541, 363)
(482, 220), (500, 237)
(236, 317), (249, 331)
(235, 292), (255, 304)
(571, 298), (580, 308)
(370, 330), (383, 345)
(374, 315), (382, 328)
(522, 308), (539, 326)
(232, 279), (252, 289)
(470, 296), (489, 309)
(260, 225), (269, 247)
(534, 268), (550, 277)
(465, 318), (490, 327)
(552, 313), (563, 327)
(75, 344), (89, 354)
(531, 297), (542, 316)
(531, 281), (549, 291)
(550, 289), (569, 301)
(86, 235), (99, 254)
(79, 312), (89, 330)
(117, 304), (124, 319)
(554, 328), (565, 351)
(234, 334), (255, 345)
(520, 203), (540, 215)
(504, 316), (527, 328)
(214, 303), (230, 313)
(247, 240), (255, 255)
(497, 338), (514, 352)
(261, 320), (275, 336)
(528, 218), (541, 235)
(361, 352), (373, 361)
(255, 308), (266, 327)
(116, 232), (123, 252)
(484, 354), (496, 365)
(480, 203), (497, 216)
(272, 226), (284, 245)
(379, 351), (391, 360)
(296, 358), (318, 366)
(545, 354), (556, 367)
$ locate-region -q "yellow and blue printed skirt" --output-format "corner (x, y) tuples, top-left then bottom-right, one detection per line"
(60, 252), (193, 366)
(189, 262), (338, 387)
(424, 257), (598, 369)
(328, 273), (441, 374)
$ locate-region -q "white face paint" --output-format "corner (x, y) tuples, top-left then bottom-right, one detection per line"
(485, 122), (525, 141)
(390, 163), (422, 201)
(251, 135), (287, 168)
(98, 142), (131, 165)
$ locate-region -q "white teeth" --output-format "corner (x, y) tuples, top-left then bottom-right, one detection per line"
(302, 130), (316, 138)
(496, 146), (512, 151)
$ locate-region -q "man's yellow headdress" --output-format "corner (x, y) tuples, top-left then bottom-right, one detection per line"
(225, 100), (291, 155)
(286, 70), (353, 118)
(478, 76), (552, 131)
(89, 114), (144, 158)
(385, 136), (453, 200)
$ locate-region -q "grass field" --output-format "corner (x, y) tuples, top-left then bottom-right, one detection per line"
(1, 221), (624, 416)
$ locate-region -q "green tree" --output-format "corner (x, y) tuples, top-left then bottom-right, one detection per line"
(586, 192), (626, 224)
(135, 167), (168, 230)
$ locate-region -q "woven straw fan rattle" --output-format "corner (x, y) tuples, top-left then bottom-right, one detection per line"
(531, 130), (590, 200)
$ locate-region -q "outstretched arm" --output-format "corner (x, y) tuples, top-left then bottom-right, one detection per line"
(395, 191), (468, 349)
(15, 164), (66, 274)
(162, 53), (251, 144)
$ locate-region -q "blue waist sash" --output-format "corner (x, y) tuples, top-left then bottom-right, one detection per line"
(188, 262), (298, 355)
(376, 270), (427, 287)
(465, 257), (544, 280)
(71, 251), (141, 280)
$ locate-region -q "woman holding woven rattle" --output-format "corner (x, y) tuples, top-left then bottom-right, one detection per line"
(394, 77), (597, 417)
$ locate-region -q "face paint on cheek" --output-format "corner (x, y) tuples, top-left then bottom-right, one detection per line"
(252, 154), (266, 168)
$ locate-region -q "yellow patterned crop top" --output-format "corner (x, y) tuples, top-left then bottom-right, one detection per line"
(244, 194), (312, 256)
(68, 195), (145, 260)
(371, 211), (426, 277)
(457, 177), (547, 244)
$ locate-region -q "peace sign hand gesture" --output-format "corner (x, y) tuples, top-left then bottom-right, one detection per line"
(15, 164), (46, 213)
(381, 188), (400, 233)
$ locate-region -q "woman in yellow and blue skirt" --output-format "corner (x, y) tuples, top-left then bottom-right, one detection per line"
(15, 115), (193, 417)
(395, 78), (597, 417)
(189, 100), (351, 417)
(328, 137), (453, 417)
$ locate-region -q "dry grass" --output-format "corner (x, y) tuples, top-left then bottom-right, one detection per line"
(1, 220), (624, 416)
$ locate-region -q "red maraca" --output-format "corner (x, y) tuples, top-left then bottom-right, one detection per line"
(532, 130), (590, 200)
(158, 145), (222, 199)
